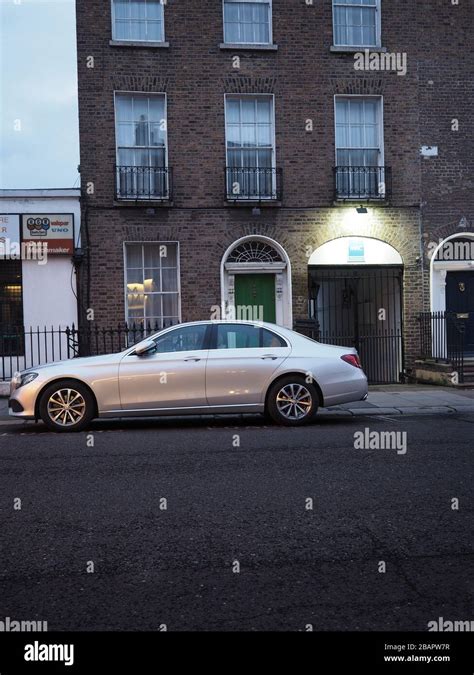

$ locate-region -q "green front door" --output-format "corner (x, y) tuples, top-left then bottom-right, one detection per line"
(234, 274), (276, 323)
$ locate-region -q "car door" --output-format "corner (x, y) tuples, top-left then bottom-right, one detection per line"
(118, 324), (210, 411)
(205, 323), (291, 407)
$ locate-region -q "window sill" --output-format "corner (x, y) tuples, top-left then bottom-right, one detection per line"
(224, 199), (282, 207)
(114, 199), (173, 207)
(109, 40), (170, 48)
(219, 43), (278, 51)
(330, 45), (387, 54)
(333, 197), (390, 205)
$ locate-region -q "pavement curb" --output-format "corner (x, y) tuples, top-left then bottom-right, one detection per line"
(319, 406), (474, 417)
(1, 406), (474, 427)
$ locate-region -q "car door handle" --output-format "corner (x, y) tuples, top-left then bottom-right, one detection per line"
(261, 354), (278, 360)
(184, 356), (201, 362)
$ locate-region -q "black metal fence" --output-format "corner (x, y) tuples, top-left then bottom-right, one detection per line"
(115, 165), (173, 201)
(419, 311), (465, 384)
(3, 320), (406, 385)
(294, 320), (403, 384)
(334, 166), (392, 200)
(225, 167), (283, 201)
(0, 322), (176, 381)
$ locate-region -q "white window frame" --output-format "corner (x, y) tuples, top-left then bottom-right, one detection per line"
(222, 0), (273, 45)
(114, 91), (170, 200)
(334, 95), (385, 198)
(332, 0), (381, 48)
(224, 93), (277, 200)
(333, 95), (384, 167)
(114, 91), (169, 169)
(111, 0), (166, 43)
(123, 241), (181, 327)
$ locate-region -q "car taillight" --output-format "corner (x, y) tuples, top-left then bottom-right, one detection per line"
(341, 354), (362, 368)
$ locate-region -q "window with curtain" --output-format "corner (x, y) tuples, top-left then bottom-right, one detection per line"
(112, 0), (164, 42)
(225, 95), (275, 198)
(115, 93), (167, 168)
(125, 243), (180, 329)
(333, 0), (379, 47)
(335, 97), (381, 166)
(223, 0), (271, 44)
(335, 97), (383, 197)
(115, 93), (168, 198)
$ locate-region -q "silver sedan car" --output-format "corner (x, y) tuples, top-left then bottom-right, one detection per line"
(9, 320), (368, 432)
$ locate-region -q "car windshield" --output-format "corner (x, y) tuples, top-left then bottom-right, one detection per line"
(129, 326), (173, 348)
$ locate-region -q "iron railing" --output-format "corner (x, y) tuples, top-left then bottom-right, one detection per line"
(115, 165), (172, 201)
(0, 322), (177, 381)
(294, 320), (403, 384)
(225, 167), (283, 202)
(334, 166), (392, 200)
(419, 311), (465, 384)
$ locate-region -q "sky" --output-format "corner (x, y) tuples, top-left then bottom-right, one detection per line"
(0, 0), (80, 189)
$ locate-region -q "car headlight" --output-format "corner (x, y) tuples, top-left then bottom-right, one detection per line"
(11, 372), (21, 388)
(16, 372), (39, 389)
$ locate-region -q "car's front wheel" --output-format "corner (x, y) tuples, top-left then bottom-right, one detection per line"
(39, 380), (95, 432)
(266, 375), (319, 426)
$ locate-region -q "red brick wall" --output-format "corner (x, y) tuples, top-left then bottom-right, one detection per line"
(75, 0), (473, 373)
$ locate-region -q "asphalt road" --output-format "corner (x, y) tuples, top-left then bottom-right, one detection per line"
(0, 413), (473, 631)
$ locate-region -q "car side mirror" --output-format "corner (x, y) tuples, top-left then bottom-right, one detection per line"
(134, 339), (157, 356)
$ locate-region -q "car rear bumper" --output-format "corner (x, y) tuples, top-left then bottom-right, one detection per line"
(322, 371), (369, 407)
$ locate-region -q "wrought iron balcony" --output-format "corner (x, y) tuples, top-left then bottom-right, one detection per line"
(334, 166), (392, 201)
(225, 167), (283, 202)
(115, 166), (172, 201)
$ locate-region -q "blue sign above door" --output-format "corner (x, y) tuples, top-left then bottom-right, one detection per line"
(348, 240), (365, 263)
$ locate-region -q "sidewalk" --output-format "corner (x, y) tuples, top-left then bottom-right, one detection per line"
(320, 384), (474, 417)
(1, 384), (474, 423)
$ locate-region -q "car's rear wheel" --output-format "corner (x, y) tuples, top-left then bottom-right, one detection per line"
(266, 375), (319, 426)
(39, 380), (95, 432)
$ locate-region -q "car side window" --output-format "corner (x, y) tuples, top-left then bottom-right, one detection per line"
(154, 325), (207, 353)
(216, 324), (260, 349)
(261, 328), (287, 348)
(215, 325), (288, 349)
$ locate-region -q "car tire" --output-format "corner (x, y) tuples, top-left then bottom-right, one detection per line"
(39, 380), (96, 432)
(266, 375), (319, 426)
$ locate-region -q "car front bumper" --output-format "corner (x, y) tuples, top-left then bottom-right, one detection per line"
(8, 378), (41, 419)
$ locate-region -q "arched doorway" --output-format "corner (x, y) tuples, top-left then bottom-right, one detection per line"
(431, 233), (474, 355)
(308, 236), (404, 383)
(221, 236), (292, 327)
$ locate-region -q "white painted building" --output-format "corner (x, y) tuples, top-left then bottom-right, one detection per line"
(0, 189), (81, 380)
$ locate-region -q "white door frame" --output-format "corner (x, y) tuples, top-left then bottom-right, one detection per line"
(430, 233), (474, 312)
(220, 235), (292, 327)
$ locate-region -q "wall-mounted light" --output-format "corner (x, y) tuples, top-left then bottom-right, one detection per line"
(356, 205), (368, 214)
(72, 248), (85, 266)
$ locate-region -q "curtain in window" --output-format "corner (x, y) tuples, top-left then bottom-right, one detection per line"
(114, 0), (164, 42)
(116, 94), (167, 198)
(333, 0), (377, 47)
(224, 1), (270, 44)
(126, 243), (179, 329)
(226, 96), (274, 197)
(335, 97), (381, 196)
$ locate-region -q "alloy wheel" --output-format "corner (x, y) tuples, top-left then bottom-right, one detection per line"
(47, 388), (86, 427)
(276, 383), (313, 421)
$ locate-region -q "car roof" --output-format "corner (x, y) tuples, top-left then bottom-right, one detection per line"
(165, 319), (292, 332)
(126, 320), (313, 355)
(158, 320), (304, 342)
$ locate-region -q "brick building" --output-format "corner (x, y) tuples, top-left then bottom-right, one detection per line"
(75, 0), (473, 383)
